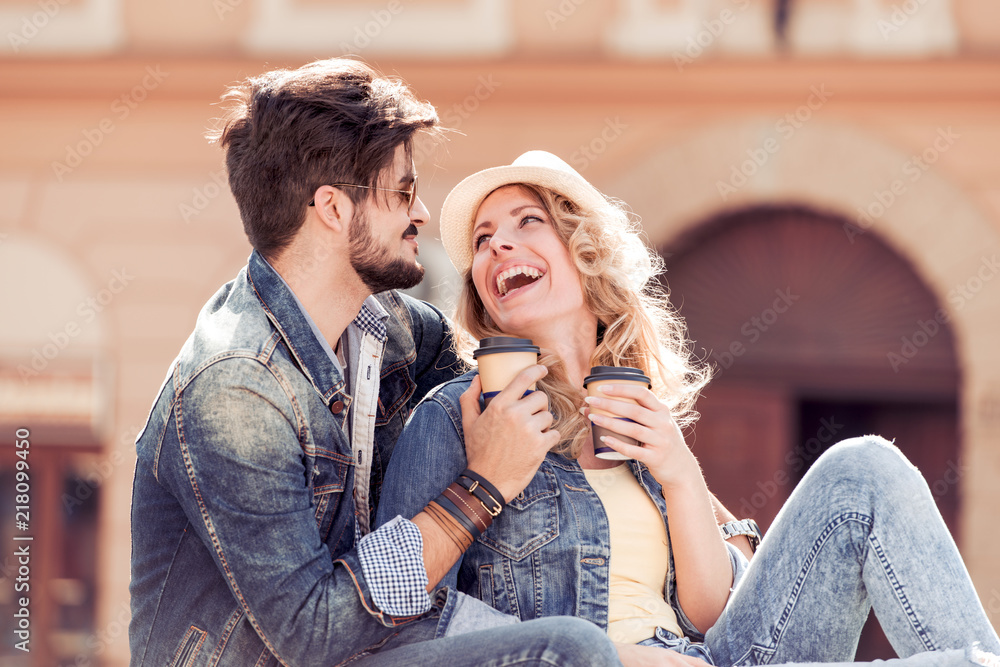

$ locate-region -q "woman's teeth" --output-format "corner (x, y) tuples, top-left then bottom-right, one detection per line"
(497, 266), (543, 296)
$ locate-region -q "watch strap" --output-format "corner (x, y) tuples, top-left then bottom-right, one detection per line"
(719, 518), (762, 552)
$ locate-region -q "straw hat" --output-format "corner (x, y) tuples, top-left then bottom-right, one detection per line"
(439, 150), (608, 274)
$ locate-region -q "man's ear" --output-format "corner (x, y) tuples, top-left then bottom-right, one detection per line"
(310, 185), (354, 235)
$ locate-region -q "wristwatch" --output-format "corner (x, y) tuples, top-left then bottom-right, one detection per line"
(719, 519), (763, 553)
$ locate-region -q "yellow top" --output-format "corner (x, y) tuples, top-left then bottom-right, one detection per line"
(582, 464), (684, 644)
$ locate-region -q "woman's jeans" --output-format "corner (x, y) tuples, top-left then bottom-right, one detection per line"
(700, 436), (1000, 667)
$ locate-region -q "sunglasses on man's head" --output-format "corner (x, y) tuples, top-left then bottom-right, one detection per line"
(308, 177), (418, 215)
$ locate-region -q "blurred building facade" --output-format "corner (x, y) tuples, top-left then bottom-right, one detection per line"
(1, 0), (999, 664)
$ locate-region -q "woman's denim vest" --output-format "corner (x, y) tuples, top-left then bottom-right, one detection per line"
(377, 372), (748, 641)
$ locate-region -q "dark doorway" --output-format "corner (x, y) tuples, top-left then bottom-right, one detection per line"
(660, 205), (961, 660)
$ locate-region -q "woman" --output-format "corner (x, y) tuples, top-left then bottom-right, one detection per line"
(377, 151), (999, 666)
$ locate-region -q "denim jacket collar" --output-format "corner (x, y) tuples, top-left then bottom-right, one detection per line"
(245, 249), (349, 406)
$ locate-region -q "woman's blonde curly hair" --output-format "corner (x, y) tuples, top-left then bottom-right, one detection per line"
(453, 183), (712, 458)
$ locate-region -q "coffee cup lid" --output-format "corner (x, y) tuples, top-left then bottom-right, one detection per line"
(473, 336), (541, 359)
(583, 365), (651, 387)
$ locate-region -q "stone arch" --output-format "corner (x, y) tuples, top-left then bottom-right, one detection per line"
(606, 119), (999, 412)
(605, 118), (1000, 611)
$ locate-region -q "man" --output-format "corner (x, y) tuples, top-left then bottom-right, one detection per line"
(128, 59), (623, 666)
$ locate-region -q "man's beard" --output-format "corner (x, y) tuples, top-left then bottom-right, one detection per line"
(349, 209), (425, 293)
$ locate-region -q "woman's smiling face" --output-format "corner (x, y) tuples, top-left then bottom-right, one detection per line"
(470, 185), (588, 337)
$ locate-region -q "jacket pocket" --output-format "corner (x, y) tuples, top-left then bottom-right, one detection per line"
(170, 626), (206, 667)
(312, 450), (352, 543)
(477, 467), (560, 560)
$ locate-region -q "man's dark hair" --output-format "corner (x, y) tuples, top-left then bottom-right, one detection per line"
(209, 58), (439, 259)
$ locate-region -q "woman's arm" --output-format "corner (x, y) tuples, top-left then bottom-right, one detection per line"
(377, 382), (471, 590)
(586, 385), (733, 634)
(710, 492), (756, 561)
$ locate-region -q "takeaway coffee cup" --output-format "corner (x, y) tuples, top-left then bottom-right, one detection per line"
(584, 366), (651, 460)
(474, 337), (541, 408)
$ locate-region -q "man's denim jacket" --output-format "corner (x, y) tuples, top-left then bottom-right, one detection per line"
(129, 250), (462, 666)
(377, 372), (750, 641)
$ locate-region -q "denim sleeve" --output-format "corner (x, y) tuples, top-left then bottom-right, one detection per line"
(156, 358), (426, 666)
(375, 387), (470, 590)
(398, 294), (466, 406)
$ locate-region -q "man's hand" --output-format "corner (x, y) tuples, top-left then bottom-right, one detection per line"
(460, 367), (560, 502)
(615, 644), (713, 667)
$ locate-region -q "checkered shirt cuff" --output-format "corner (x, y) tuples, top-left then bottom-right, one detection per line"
(356, 515), (430, 617)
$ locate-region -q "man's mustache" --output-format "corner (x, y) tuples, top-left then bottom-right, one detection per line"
(403, 224), (418, 238)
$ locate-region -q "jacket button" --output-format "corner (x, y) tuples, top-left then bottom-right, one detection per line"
(330, 400), (345, 415)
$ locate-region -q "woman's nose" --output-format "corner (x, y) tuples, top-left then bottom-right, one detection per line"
(489, 234), (514, 254)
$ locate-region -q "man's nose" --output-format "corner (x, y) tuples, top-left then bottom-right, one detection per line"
(410, 195), (430, 227)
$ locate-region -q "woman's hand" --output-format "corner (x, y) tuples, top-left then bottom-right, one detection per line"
(587, 384), (735, 633)
(584, 384), (700, 491)
(461, 368), (561, 502)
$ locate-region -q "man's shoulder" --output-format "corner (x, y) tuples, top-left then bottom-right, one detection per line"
(419, 369), (477, 408)
(373, 290), (447, 331)
(173, 267), (283, 386)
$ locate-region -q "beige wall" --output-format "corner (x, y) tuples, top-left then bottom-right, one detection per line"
(2, 0), (1000, 664)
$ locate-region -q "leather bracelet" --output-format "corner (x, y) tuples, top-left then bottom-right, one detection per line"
(435, 492), (482, 540)
(424, 501), (472, 553)
(436, 503), (473, 551)
(458, 469), (505, 516)
(429, 501), (473, 551)
(425, 502), (472, 552)
(456, 475), (503, 518)
(444, 484), (491, 534)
